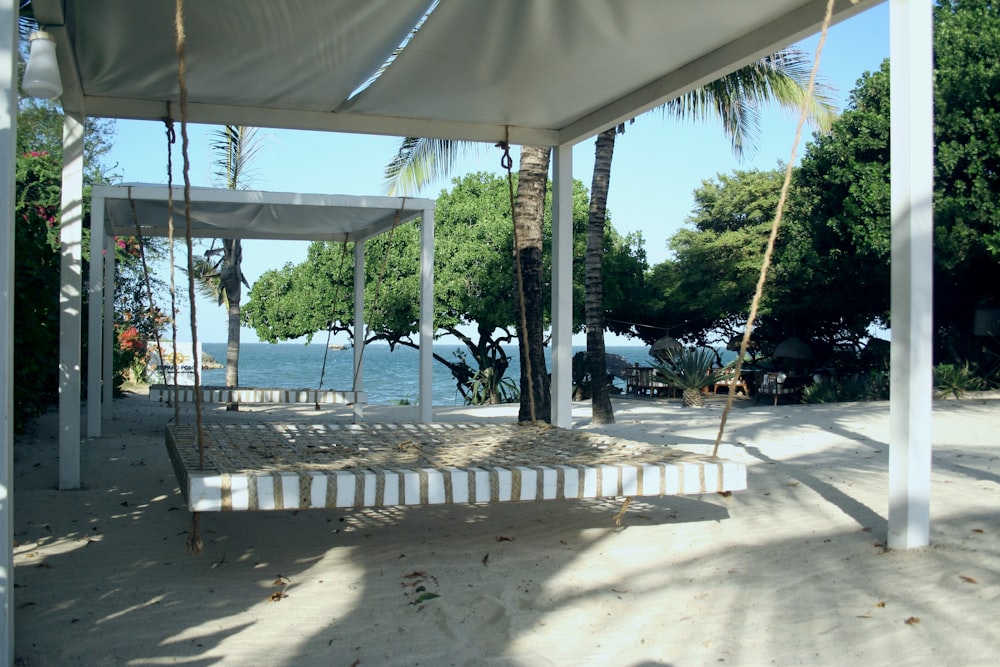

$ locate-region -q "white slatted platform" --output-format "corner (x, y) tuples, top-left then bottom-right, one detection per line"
(149, 385), (366, 415)
(165, 422), (746, 513)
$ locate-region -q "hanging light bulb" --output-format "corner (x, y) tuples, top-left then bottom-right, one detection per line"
(22, 31), (62, 100)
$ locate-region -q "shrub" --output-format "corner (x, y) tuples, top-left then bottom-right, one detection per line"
(934, 362), (985, 399)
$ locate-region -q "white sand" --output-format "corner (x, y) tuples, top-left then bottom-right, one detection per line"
(12, 390), (1000, 666)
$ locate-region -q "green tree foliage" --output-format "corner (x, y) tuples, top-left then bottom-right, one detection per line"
(243, 172), (647, 403)
(648, 169), (784, 347)
(14, 151), (63, 429)
(775, 63), (893, 350)
(932, 0), (1000, 351)
(13, 92), (164, 427)
(649, 0), (1000, 373)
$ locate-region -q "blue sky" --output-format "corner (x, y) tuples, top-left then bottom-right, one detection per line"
(108, 4), (889, 345)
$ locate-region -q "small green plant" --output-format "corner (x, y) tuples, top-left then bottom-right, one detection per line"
(652, 347), (728, 408)
(801, 380), (840, 404)
(801, 370), (889, 403)
(466, 365), (519, 405)
(934, 362), (985, 399)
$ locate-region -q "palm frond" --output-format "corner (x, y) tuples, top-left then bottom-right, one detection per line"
(661, 48), (838, 159)
(382, 137), (485, 196)
(211, 125), (263, 190)
(182, 255), (223, 303)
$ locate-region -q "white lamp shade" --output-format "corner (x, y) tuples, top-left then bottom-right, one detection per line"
(23, 31), (62, 99)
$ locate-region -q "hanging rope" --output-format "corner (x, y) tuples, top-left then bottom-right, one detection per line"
(163, 116), (180, 422)
(126, 188), (169, 404)
(174, 0), (204, 556)
(498, 129), (537, 422)
(315, 240), (350, 409)
(711, 0), (837, 459)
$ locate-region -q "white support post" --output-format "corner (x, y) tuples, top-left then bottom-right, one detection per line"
(0, 3), (16, 661)
(888, 0), (934, 550)
(59, 111), (84, 490)
(352, 239), (365, 422)
(551, 143), (573, 429)
(102, 235), (115, 418)
(418, 204), (435, 424)
(86, 194), (104, 437)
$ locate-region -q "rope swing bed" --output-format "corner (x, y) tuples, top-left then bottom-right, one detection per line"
(154, 0), (838, 552)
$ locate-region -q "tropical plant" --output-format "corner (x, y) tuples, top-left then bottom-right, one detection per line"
(934, 362), (986, 399)
(801, 371), (889, 403)
(12, 90), (146, 428)
(466, 365), (519, 405)
(652, 347), (729, 408)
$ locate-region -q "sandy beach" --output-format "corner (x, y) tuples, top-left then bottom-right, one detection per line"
(11, 390), (1000, 666)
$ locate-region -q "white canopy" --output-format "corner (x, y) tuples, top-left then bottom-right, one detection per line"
(34, 0), (878, 144)
(96, 185), (431, 241)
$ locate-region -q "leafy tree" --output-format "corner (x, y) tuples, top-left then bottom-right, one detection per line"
(649, 169), (785, 349)
(243, 172), (647, 405)
(14, 150), (63, 429)
(655, 0), (1000, 374)
(775, 64), (893, 354)
(931, 0), (1000, 363)
(779, 0), (1000, 364)
(13, 107), (159, 427)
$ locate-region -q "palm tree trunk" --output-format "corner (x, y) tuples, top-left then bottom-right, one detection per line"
(514, 145), (551, 423)
(587, 129), (616, 424)
(223, 238), (242, 411)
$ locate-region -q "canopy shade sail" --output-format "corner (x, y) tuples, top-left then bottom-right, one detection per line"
(29, 0), (879, 146)
(95, 185), (432, 242)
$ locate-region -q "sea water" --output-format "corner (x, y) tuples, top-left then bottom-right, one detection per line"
(200, 342), (660, 406)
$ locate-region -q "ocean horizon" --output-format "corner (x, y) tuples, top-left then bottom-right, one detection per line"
(199, 342), (665, 406)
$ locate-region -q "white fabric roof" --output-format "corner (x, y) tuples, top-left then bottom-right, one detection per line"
(93, 185), (432, 242)
(32, 0), (880, 146)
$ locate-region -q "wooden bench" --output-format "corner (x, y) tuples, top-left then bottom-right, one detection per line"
(623, 365), (673, 397)
(755, 372), (803, 405)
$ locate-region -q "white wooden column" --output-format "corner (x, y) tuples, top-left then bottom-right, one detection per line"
(58, 111), (84, 489)
(352, 239), (365, 421)
(102, 234), (115, 418)
(418, 204), (435, 424)
(86, 194), (104, 437)
(888, 0), (934, 549)
(551, 143), (573, 429)
(0, 3), (17, 661)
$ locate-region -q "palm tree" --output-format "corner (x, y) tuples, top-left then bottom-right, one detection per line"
(585, 50), (837, 424)
(384, 49), (836, 424)
(191, 125), (261, 409)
